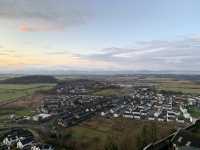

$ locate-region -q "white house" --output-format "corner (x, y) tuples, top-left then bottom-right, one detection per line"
(31, 144), (54, 150)
(3, 136), (19, 146)
(32, 114), (52, 121)
(17, 137), (34, 149)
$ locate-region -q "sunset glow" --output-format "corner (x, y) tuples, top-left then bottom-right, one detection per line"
(1, 0), (200, 73)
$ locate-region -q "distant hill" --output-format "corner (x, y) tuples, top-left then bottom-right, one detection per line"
(0, 75), (58, 84)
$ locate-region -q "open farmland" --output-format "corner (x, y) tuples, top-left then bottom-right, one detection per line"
(156, 80), (200, 95)
(134, 76), (200, 95)
(0, 107), (35, 126)
(0, 83), (56, 102)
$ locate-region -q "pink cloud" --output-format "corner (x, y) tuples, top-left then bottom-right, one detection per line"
(19, 24), (35, 32)
(19, 22), (65, 32)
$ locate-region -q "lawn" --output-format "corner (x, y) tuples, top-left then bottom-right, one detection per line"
(0, 83), (56, 102)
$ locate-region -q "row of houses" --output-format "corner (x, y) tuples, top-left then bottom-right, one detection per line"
(39, 93), (129, 127)
(40, 95), (108, 114)
(0, 128), (54, 150)
(56, 96), (125, 127)
(101, 87), (193, 123)
(38, 85), (199, 128)
(55, 79), (111, 95)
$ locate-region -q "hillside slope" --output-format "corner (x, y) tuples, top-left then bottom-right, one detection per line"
(0, 75), (58, 84)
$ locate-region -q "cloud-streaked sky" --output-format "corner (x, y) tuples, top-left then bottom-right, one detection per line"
(1, 0), (200, 72)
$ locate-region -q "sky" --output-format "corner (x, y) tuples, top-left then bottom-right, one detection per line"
(1, 0), (200, 73)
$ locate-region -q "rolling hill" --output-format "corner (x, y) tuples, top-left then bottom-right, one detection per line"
(0, 75), (58, 84)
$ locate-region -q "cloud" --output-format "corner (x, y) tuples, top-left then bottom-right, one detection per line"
(78, 36), (200, 71)
(0, 0), (92, 32)
(45, 51), (70, 55)
(1, 36), (200, 72)
(19, 24), (35, 32)
(0, 53), (8, 56)
(0, 50), (16, 56)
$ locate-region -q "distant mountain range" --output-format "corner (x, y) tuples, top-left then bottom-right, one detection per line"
(0, 69), (200, 75)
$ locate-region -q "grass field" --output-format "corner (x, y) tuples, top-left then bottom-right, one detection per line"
(0, 107), (34, 116)
(142, 77), (200, 95)
(93, 79), (200, 96)
(0, 83), (56, 102)
(0, 75), (19, 81)
(0, 107), (35, 127)
(0, 83), (55, 124)
(0, 107), (34, 119)
(157, 80), (200, 95)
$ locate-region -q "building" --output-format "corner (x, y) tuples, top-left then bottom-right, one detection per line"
(17, 137), (34, 149)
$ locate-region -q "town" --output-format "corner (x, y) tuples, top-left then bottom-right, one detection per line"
(39, 80), (199, 127)
(1, 0), (200, 149)
(1, 78), (200, 150)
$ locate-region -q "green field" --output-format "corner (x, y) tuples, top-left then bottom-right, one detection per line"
(93, 79), (200, 96)
(142, 78), (200, 95)
(0, 75), (19, 81)
(0, 107), (35, 128)
(0, 83), (56, 125)
(0, 107), (34, 116)
(0, 107), (34, 119)
(0, 83), (56, 102)
(157, 81), (200, 95)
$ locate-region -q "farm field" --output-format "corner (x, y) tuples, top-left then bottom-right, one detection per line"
(140, 77), (200, 95)
(102, 75), (200, 95)
(156, 80), (200, 95)
(0, 107), (35, 124)
(0, 83), (56, 102)
(0, 75), (19, 81)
